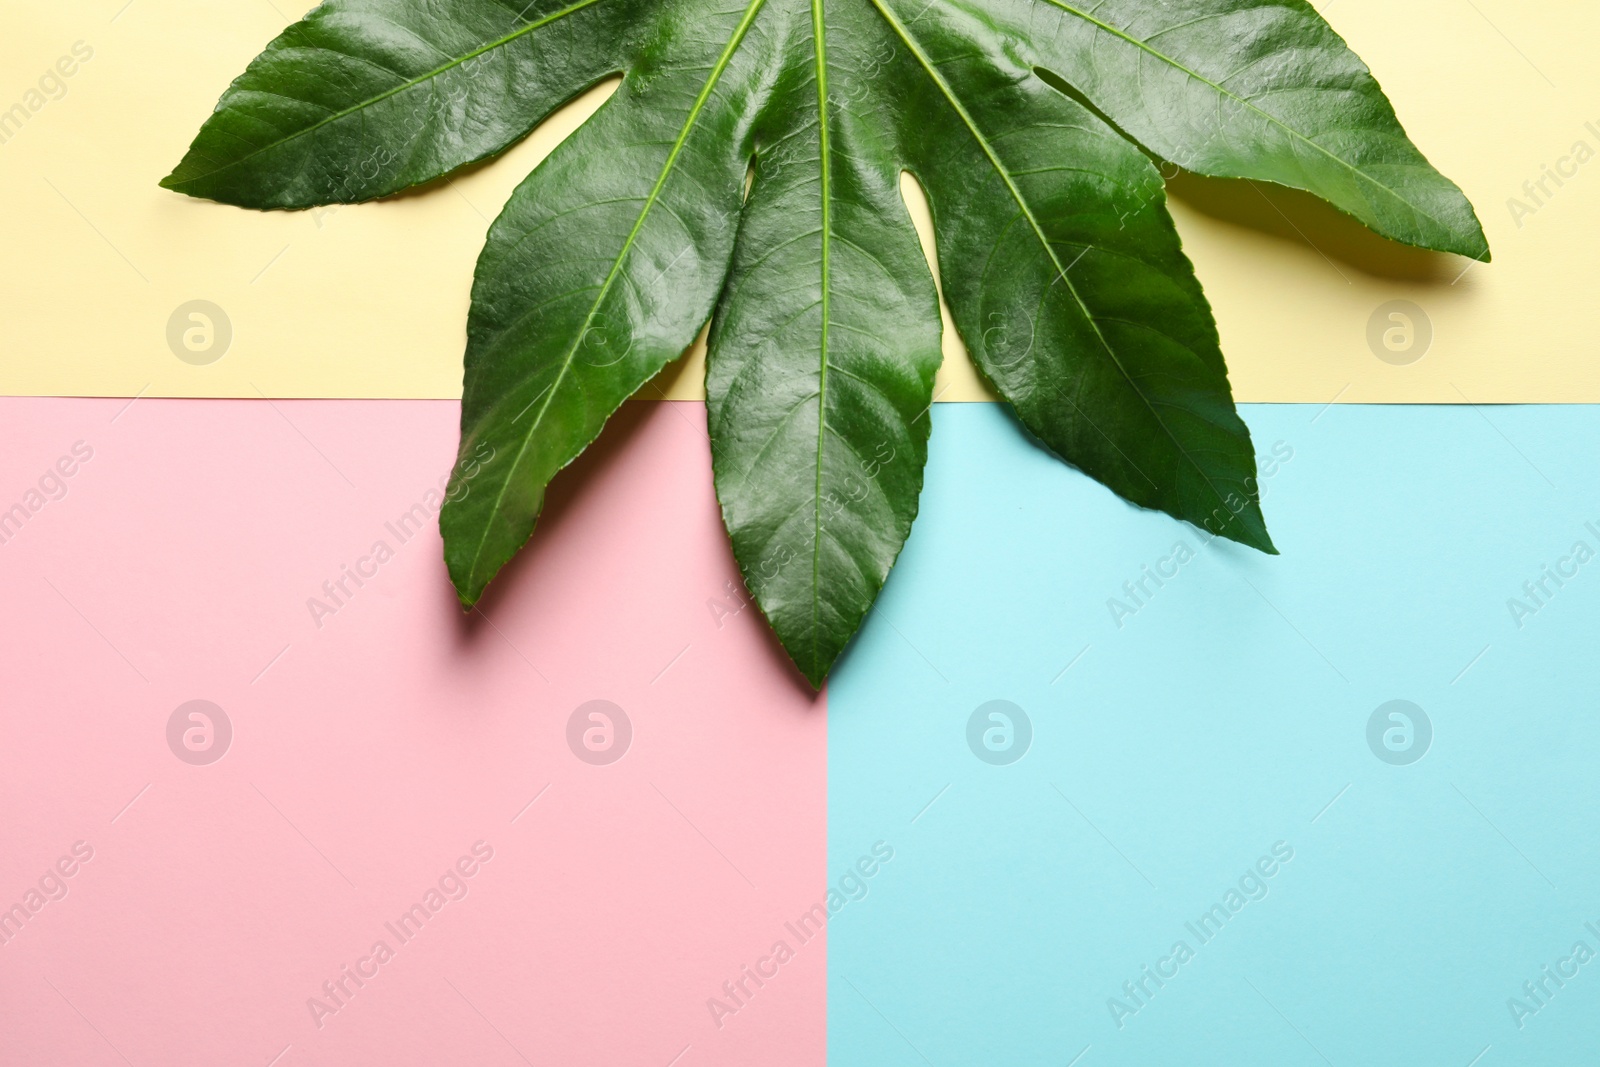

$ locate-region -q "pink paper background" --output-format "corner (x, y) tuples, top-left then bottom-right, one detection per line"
(0, 398), (825, 1066)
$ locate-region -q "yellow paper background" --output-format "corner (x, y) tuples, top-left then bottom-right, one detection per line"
(1, 0), (1593, 401)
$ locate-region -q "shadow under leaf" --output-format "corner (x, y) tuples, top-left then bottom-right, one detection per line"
(1165, 170), (1457, 284)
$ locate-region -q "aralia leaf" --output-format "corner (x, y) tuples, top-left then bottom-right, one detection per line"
(706, 1), (943, 688)
(958, 0), (1490, 261)
(164, 0), (1487, 685)
(880, 0), (1276, 552)
(439, 0), (775, 604)
(160, 0), (638, 208)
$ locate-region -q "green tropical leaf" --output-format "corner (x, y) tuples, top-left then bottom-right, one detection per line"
(160, 0), (636, 207)
(163, 0), (1487, 686)
(706, 0), (943, 687)
(968, 0), (1492, 261)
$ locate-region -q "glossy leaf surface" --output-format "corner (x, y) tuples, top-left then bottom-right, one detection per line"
(166, 0), (1487, 685)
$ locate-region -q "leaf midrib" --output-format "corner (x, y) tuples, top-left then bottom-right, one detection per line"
(1029, 0), (1461, 238)
(169, 0), (607, 184)
(869, 0), (1250, 534)
(809, 0), (834, 679)
(460, 0), (770, 594)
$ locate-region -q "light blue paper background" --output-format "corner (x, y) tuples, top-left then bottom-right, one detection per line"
(828, 404), (1600, 1067)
